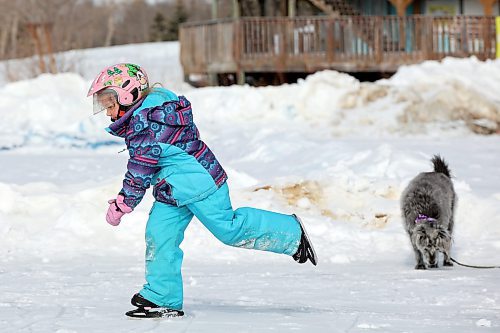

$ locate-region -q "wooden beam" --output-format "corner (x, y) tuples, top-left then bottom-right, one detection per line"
(388, 0), (414, 16)
(479, 0), (496, 15)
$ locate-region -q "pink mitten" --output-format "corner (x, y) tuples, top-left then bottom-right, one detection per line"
(106, 195), (133, 226)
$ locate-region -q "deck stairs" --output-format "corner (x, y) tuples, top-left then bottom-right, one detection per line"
(306, 0), (360, 16)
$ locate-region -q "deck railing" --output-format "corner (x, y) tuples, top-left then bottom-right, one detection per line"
(180, 15), (497, 79)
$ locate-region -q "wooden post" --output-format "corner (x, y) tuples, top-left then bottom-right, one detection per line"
(278, 18), (287, 84)
(288, 0), (296, 17)
(279, 0), (287, 16)
(233, 0), (240, 19)
(388, 0), (413, 16)
(208, 73), (218, 85)
(479, 0), (496, 15)
(236, 70), (245, 84)
(374, 17), (382, 64)
(286, 0), (296, 81)
(233, 19), (245, 85)
(212, 0), (218, 19)
(422, 16), (433, 60)
(232, 0), (243, 84)
(326, 18), (335, 63)
(482, 16), (491, 60)
(264, 0), (276, 16)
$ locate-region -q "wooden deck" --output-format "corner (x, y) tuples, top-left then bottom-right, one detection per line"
(179, 15), (497, 84)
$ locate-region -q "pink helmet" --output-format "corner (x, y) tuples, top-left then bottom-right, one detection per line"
(87, 63), (149, 114)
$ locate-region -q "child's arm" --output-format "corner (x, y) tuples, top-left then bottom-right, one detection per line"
(119, 130), (162, 210)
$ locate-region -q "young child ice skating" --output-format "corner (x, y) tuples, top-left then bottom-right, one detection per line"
(88, 63), (317, 318)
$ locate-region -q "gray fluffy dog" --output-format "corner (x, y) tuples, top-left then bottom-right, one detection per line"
(401, 155), (456, 269)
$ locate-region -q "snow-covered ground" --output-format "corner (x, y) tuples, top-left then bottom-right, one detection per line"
(0, 42), (499, 332)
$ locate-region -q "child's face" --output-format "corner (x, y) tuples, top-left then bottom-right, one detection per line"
(97, 93), (119, 121)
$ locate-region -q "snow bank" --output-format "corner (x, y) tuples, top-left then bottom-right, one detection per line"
(0, 73), (115, 150)
(385, 57), (500, 134)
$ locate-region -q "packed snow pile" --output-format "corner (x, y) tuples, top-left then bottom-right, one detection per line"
(387, 57), (500, 134)
(0, 73), (112, 150)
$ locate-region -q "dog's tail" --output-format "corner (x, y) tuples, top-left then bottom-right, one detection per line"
(431, 155), (452, 178)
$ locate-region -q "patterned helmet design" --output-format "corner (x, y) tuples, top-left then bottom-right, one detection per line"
(87, 63), (149, 108)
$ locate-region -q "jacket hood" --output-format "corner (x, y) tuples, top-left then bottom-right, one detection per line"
(105, 88), (178, 138)
(105, 105), (136, 138)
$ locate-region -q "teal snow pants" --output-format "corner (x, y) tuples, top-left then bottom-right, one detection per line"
(139, 182), (301, 310)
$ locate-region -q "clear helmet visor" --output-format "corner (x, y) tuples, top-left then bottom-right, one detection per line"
(92, 89), (118, 115)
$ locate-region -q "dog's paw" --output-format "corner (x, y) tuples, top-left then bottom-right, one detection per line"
(443, 261), (454, 267)
(429, 263), (438, 268)
(415, 264), (427, 270)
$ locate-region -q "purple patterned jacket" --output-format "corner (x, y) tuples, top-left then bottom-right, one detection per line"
(106, 90), (227, 209)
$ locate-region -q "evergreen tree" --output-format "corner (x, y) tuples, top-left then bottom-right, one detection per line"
(150, 12), (168, 42)
(165, 0), (188, 41)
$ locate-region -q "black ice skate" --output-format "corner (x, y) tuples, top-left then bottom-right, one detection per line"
(125, 293), (184, 318)
(292, 214), (318, 266)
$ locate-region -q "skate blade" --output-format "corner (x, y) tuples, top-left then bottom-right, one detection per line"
(126, 308), (184, 319)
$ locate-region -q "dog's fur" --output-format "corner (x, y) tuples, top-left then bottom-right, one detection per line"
(401, 155), (457, 269)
